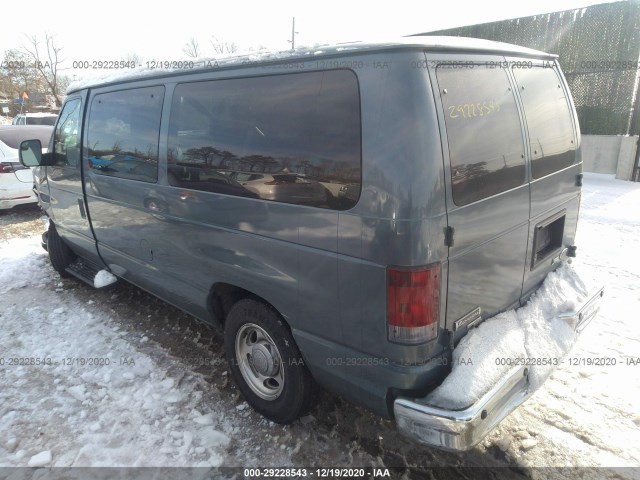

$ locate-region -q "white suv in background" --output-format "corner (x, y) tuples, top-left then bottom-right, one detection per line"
(12, 113), (58, 126)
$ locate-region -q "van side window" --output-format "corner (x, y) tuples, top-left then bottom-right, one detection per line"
(87, 87), (164, 183)
(53, 98), (82, 167)
(167, 70), (361, 209)
(512, 67), (576, 179)
(436, 65), (526, 206)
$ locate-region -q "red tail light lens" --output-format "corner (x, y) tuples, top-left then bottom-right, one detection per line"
(387, 263), (441, 344)
(1, 162), (28, 173)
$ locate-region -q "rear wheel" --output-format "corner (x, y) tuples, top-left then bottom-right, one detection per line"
(47, 222), (76, 278)
(224, 298), (318, 423)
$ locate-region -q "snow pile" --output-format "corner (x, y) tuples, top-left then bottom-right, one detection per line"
(427, 261), (595, 409)
(0, 236), (49, 292)
(93, 269), (117, 288)
(27, 450), (52, 467)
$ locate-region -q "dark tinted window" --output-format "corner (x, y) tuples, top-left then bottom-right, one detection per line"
(512, 67), (576, 178)
(437, 65), (525, 206)
(168, 70), (361, 209)
(27, 116), (57, 126)
(87, 86), (164, 183)
(53, 98), (82, 167)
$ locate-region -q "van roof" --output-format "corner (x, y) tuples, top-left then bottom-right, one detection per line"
(67, 36), (557, 93)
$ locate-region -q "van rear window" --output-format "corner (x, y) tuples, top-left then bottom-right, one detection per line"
(512, 67), (576, 179)
(436, 65), (526, 206)
(168, 70), (362, 210)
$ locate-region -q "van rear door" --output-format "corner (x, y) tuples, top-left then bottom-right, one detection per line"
(509, 61), (581, 299)
(429, 57), (530, 344)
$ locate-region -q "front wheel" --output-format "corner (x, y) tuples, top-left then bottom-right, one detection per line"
(224, 299), (318, 424)
(47, 221), (76, 278)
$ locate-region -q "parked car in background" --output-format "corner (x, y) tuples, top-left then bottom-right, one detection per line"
(169, 164), (259, 199)
(12, 113), (58, 126)
(227, 171), (329, 206)
(0, 125), (53, 210)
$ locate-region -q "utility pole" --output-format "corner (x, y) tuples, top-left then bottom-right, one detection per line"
(288, 17), (298, 50)
(630, 64), (640, 181)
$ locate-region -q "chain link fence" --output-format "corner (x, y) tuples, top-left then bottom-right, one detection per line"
(421, 1), (640, 136)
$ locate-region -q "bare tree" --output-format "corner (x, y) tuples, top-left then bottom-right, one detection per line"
(123, 52), (144, 67)
(1, 50), (44, 98)
(0, 49), (53, 115)
(21, 34), (66, 107)
(183, 38), (201, 58)
(210, 36), (238, 55)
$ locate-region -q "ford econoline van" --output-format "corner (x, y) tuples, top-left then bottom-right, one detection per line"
(19, 37), (603, 451)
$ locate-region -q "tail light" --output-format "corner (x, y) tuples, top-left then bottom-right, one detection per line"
(387, 263), (441, 344)
(0, 162), (28, 174)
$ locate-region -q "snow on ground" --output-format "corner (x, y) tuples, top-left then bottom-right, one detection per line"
(0, 173), (639, 472)
(0, 237), (234, 467)
(486, 174), (640, 470)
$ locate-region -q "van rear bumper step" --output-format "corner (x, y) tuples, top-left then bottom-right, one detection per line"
(393, 285), (605, 451)
(559, 286), (605, 332)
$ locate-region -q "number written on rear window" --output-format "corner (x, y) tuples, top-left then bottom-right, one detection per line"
(437, 65), (526, 206)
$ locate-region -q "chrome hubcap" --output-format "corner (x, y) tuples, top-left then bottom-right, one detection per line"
(235, 323), (284, 400)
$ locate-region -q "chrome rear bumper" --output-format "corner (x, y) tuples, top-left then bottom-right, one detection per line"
(394, 366), (531, 451)
(394, 285), (604, 451)
(559, 286), (605, 333)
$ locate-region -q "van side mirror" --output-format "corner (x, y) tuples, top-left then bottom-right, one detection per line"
(19, 139), (46, 167)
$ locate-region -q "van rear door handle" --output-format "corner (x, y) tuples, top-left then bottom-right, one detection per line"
(444, 226), (455, 247)
(77, 199), (87, 219)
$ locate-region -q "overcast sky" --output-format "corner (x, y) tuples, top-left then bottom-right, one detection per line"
(2, 0), (605, 79)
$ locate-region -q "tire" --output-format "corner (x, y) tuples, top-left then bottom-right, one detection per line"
(224, 298), (318, 424)
(47, 222), (76, 278)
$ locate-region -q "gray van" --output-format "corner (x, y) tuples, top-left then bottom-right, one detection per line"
(19, 37), (602, 451)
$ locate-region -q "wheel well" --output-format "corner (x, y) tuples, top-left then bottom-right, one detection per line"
(208, 283), (275, 327)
